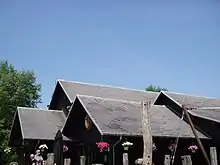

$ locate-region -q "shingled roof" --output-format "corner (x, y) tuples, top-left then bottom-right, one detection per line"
(188, 107), (220, 123)
(10, 107), (69, 143)
(159, 91), (220, 109)
(58, 80), (158, 103)
(67, 95), (208, 138)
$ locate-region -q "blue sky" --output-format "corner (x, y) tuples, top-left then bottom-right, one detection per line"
(1, 0), (220, 108)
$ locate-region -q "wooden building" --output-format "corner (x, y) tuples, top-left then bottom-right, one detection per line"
(8, 80), (220, 165)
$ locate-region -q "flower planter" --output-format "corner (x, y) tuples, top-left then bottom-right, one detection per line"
(124, 146), (129, 151)
(39, 144), (48, 153)
(188, 145), (198, 154)
(96, 142), (109, 153)
(122, 141), (133, 151)
(63, 145), (68, 152)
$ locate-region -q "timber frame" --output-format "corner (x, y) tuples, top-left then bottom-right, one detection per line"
(8, 80), (220, 165)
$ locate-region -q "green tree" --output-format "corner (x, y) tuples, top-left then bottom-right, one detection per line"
(0, 60), (41, 162)
(145, 84), (168, 92)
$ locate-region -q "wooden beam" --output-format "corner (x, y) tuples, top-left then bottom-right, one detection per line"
(182, 105), (211, 165)
(80, 156), (86, 165)
(123, 153), (129, 165)
(142, 101), (153, 165)
(210, 147), (218, 165)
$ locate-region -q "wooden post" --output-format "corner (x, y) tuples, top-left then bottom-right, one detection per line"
(64, 159), (71, 165)
(210, 147), (218, 165)
(181, 155), (192, 165)
(123, 153), (129, 165)
(80, 156), (86, 165)
(142, 101), (153, 165)
(164, 155), (171, 165)
(47, 153), (54, 165)
(43, 160), (47, 165)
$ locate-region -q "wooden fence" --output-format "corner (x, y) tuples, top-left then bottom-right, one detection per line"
(29, 146), (218, 165)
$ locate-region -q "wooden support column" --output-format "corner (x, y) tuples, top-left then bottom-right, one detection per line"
(123, 153), (129, 165)
(181, 155), (192, 165)
(210, 147), (218, 165)
(142, 101), (152, 165)
(47, 153), (54, 165)
(164, 155), (171, 165)
(64, 159), (71, 165)
(80, 156), (86, 165)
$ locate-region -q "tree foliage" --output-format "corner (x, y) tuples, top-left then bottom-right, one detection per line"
(145, 84), (168, 92)
(0, 60), (41, 162)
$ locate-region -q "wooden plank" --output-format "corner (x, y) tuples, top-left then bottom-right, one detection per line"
(181, 155), (192, 165)
(123, 153), (129, 165)
(142, 101), (153, 165)
(80, 156), (86, 165)
(210, 147), (218, 165)
(164, 155), (171, 165)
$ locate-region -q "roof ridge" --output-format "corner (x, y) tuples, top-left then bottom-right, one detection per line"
(76, 95), (164, 108)
(17, 107), (61, 112)
(197, 107), (220, 110)
(57, 79), (218, 100)
(164, 91), (218, 99)
(76, 94), (145, 104)
(57, 79), (158, 94)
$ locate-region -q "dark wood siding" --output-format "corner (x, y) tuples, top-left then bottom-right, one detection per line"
(49, 82), (71, 111)
(8, 112), (23, 146)
(63, 98), (101, 144)
(190, 116), (220, 145)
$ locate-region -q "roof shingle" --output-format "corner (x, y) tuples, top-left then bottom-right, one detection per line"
(17, 107), (69, 140)
(188, 107), (220, 123)
(163, 91), (220, 108)
(77, 95), (208, 138)
(59, 80), (158, 103)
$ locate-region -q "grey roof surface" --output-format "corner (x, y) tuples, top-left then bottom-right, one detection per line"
(17, 107), (69, 140)
(163, 91), (220, 108)
(188, 107), (220, 123)
(59, 80), (158, 103)
(77, 95), (208, 138)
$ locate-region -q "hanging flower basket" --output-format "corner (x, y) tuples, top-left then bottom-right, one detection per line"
(188, 145), (198, 153)
(96, 142), (109, 152)
(122, 141), (133, 151)
(63, 145), (68, 152)
(39, 144), (48, 152)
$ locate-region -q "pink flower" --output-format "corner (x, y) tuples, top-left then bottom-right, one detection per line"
(63, 145), (68, 152)
(96, 142), (109, 152)
(188, 145), (198, 150)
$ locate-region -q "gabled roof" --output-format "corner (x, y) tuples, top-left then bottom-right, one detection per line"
(156, 91), (220, 109)
(57, 80), (158, 103)
(10, 107), (70, 142)
(65, 95), (208, 138)
(153, 91), (220, 127)
(188, 107), (220, 123)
